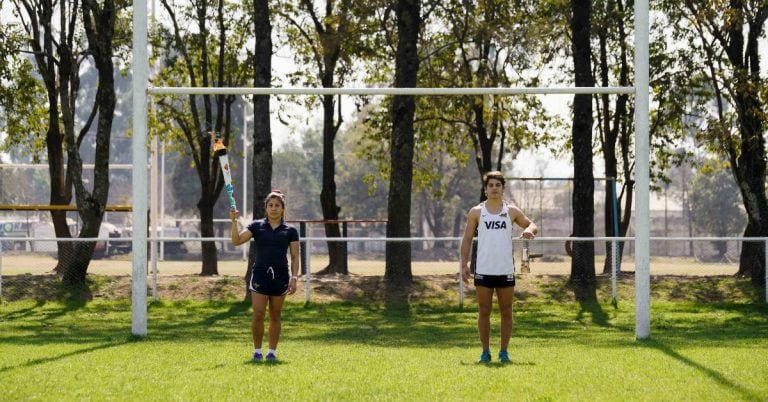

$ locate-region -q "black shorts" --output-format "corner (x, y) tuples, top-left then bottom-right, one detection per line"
(474, 273), (515, 288)
(249, 266), (290, 296)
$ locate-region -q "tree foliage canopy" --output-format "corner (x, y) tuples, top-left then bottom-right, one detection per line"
(689, 160), (746, 238)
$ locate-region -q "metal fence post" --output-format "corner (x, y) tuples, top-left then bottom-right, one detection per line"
(305, 237), (312, 304)
(342, 222), (349, 275)
(763, 238), (768, 303)
(151, 238), (158, 302)
(0, 243), (3, 299)
(300, 222), (307, 275)
(612, 239), (618, 306)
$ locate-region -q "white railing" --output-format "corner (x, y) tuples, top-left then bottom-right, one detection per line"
(2, 236), (766, 305)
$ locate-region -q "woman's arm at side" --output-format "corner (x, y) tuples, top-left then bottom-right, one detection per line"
(289, 241), (300, 277)
(460, 207), (480, 282)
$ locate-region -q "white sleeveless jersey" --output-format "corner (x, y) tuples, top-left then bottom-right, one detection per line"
(476, 201), (516, 275)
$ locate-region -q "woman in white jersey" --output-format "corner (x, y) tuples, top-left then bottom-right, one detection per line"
(460, 171), (537, 363)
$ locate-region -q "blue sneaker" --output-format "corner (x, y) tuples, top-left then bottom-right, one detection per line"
(478, 350), (491, 363)
(498, 350), (510, 363)
(252, 351), (263, 362)
(266, 353), (277, 362)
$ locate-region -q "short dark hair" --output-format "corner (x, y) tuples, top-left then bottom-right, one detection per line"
(483, 171), (506, 187)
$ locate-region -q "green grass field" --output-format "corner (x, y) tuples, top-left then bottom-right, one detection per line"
(2, 286), (768, 401)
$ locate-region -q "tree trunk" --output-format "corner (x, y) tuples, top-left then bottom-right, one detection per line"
(468, 99), (501, 194)
(198, 42), (220, 279)
(23, 0), (75, 274)
(597, 0), (630, 275)
(423, 190), (447, 250)
(384, 0), (420, 286)
(59, 0), (117, 285)
(318, 94), (346, 275)
(47, 97), (73, 273)
(301, 0), (350, 275)
(602, 177), (618, 274)
(739, 223), (765, 285)
(157, 0), (242, 277)
(734, 147), (768, 285)
(198, 193), (219, 276)
(48, 114), (74, 274)
(248, 0), (273, 296)
(196, 132), (223, 276)
(62, 206), (101, 285)
(714, 240), (727, 261)
(725, 5), (767, 287)
(569, 0), (596, 302)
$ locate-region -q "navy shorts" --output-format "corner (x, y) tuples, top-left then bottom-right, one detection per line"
(474, 273), (515, 288)
(249, 266), (290, 296)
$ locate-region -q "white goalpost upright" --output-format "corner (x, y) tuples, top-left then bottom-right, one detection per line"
(129, 0), (651, 339)
(634, 0), (651, 339)
(131, 0), (149, 337)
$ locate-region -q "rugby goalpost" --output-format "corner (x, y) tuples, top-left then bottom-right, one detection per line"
(130, 0), (651, 339)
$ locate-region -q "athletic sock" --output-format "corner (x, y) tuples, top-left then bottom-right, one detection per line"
(268, 348), (276, 356)
(255, 348), (262, 355)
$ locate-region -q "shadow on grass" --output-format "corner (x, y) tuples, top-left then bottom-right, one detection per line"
(1, 296), (96, 345)
(3, 286), (767, 350)
(0, 340), (132, 374)
(200, 300), (251, 327)
(576, 301), (610, 327)
(5, 297), (766, 348)
(285, 298), (633, 348)
(35, 290), (91, 322)
(458, 361), (536, 368)
(285, 301), (462, 347)
(0, 299), (746, 348)
(1, 299), (48, 321)
(640, 339), (764, 401)
(652, 276), (766, 304)
(244, 360), (288, 366)
(0, 274), (110, 303)
(645, 303), (768, 344)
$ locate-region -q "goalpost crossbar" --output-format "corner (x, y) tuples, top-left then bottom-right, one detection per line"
(147, 86), (635, 96)
(0, 205), (132, 212)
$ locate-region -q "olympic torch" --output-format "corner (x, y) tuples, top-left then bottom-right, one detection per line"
(212, 133), (238, 211)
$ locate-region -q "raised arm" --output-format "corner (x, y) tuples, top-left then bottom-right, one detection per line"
(229, 209), (253, 246)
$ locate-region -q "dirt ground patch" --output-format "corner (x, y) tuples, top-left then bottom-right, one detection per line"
(0, 253), (743, 277)
(1, 273), (461, 303)
(1, 272), (763, 304)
